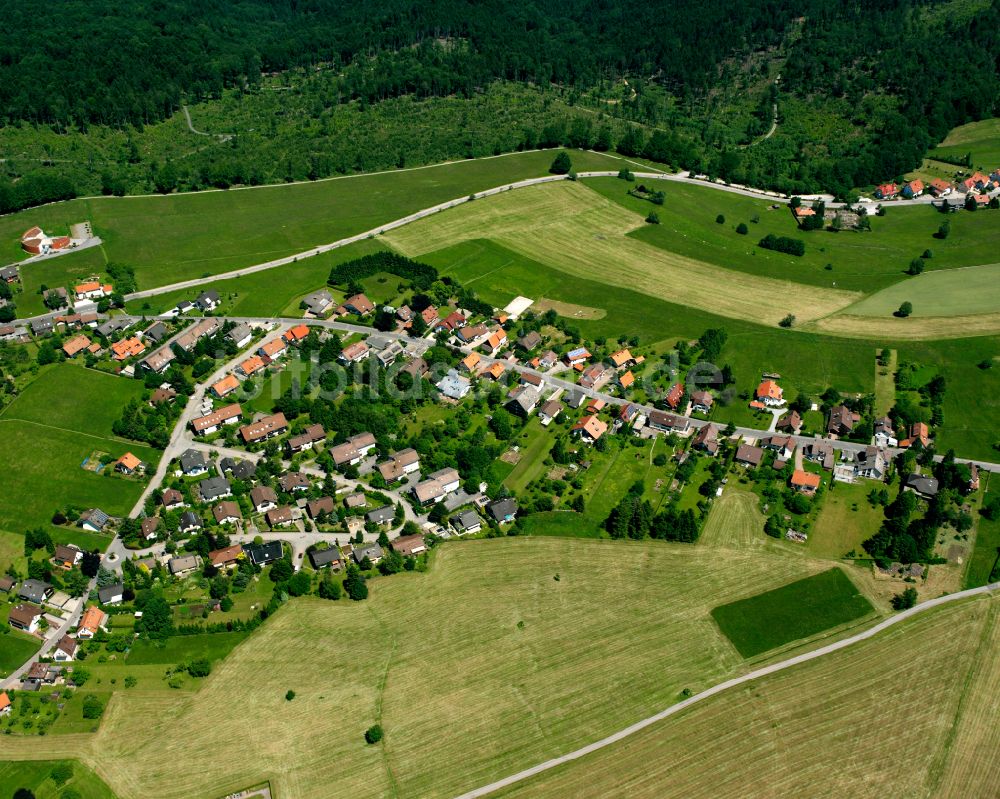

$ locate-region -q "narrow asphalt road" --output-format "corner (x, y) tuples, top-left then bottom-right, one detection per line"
(452, 581), (1000, 799)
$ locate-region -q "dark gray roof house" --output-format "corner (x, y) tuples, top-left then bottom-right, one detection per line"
(352, 542), (383, 565)
(31, 317), (55, 336)
(195, 289), (220, 310)
(180, 510), (203, 532)
(143, 321), (168, 343)
(18, 579), (53, 604)
(198, 476), (232, 502)
(231, 460), (256, 480)
(904, 473), (940, 498)
(180, 449), (208, 475)
(98, 583), (125, 605)
(366, 506), (395, 526)
(451, 509), (483, 533)
(242, 541), (283, 566)
(488, 498), (518, 523)
(78, 507), (110, 531)
(309, 546), (343, 569)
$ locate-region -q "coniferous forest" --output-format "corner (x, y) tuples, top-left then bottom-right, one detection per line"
(0, 0), (997, 205)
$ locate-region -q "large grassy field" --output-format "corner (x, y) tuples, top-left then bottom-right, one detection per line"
(966, 484), (1000, 589)
(496, 593), (1000, 799)
(0, 364), (160, 535)
(0, 538), (864, 799)
(0, 760), (117, 799)
(383, 180), (860, 327)
(839, 262), (1000, 318)
(698, 489), (767, 550)
(587, 176), (1000, 292)
(2, 149), (629, 291)
(0, 626), (42, 678)
(710, 568), (875, 658)
(808, 480), (887, 560)
(932, 117), (1000, 170)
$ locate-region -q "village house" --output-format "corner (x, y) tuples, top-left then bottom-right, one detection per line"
(904, 473), (939, 499)
(791, 469), (821, 495)
(377, 341), (405, 367)
(329, 432), (377, 468)
(211, 374), (240, 398)
(564, 347), (591, 367)
(855, 446), (889, 481)
(310, 546), (343, 570)
(279, 472), (311, 493)
(259, 337), (287, 360)
(572, 415), (608, 444)
(213, 500), (243, 525)
(8, 603), (42, 633)
(539, 350), (559, 369)
(461, 352), (481, 372)
(646, 409), (691, 435)
(488, 498), (518, 524)
(899, 422), (931, 449)
(286, 423), (326, 454)
(266, 506), (295, 527)
(77, 606), (108, 638)
(228, 322), (253, 348)
(873, 416), (897, 447)
(480, 327), (508, 356)
(735, 444), (764, 468)
(339, 341), (370, 364)
(618, 370), (635, 390)
(619, 402), (640, 426)
(802, 440), (836, 469)
(240, 413), (288, 444)
(928, 178), (953, 197)
(665, 382), (685, 410)
(141, 517), (161, 541)
(775, 410), (802, 434)
(141, 347), (176, 374)
(518, 331), (543, 351)
(751, 379), (784, 409)
(353, 542), (383, 565)
(761, 435), (795, 462)
(195, 290), (220, 312)
(236, 354), (267, 379)
(401, 357), (428, 379)
(180, 449), (209, 476)
(875, 183), (899, 199)
(902, 179), (924, 199)
(484, 361), (506, 381)
(302, 289), (335, 316)
(179, 511), (203, 534)
(78, 508), (110, 532)
(98, 583), (125, 605)
(283, 324), (311, 345)
(250, 485), (279, 513)
(377, 448), (421, 483)
(0, 691), (10, 716)
(306, 496), (336, 519)
(160, 488), (186, 511)
(111, 337), (145, 361)
(437, 310), (466, 332)
(52, 544), (83, 570)
(75, 281), (113, 301)
(243, 541), (283, 566)
(456, 324), (488, 344)
(344, 492), (367, 509)
(827, 404), (861, 437)
(62, 334), (91, 358)
(413, 467), (462, 505)
(507, 385), (541, 418)
(173, 318), (221, 351)
(451, 509), (483, 534)
(52, 635), (78, 662)
(690, 390), (714, 414)
(366, 506), (395, 526)
(692, 424), (720, 456)
(538, 399), (563, 426)
(392, 534), (427, 557)
(209, 545), (244, 570)
(579, 363), (611, 390)
(191, 403), (243, 436)
(437, 369), (472, 400)
(114, 452), (143, 475)
(342, 293), (374, 316)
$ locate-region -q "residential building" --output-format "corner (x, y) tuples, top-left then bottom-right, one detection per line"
(265, 506), (295, 527)
(484, 361), (506, 381)
(213, 501), (242, 525)
(451, 509), (483, 534)
(52, 635), (79, 662)
(693, 424), (720, 456)
(353, 542), (383, 565)
(791, 470), (821, 494)
(250, 486), (279, 513)
(310, 546), (343, 570)
(437, 369), (472, 400)
(52, 544), (82, 570)
(141, 347), (176, 374)
(141, 517), (161, 541)
(480, 327), (507, 355)
(211, 374), (240, 398)
(690, 390), (714, 414)
(228, 323), (253, 348)
(775, 410), (802, 434)
(209, 545), (244, 569)
(98, 583), (125, 605)
(413, 467), (461, 505)
(191, 403), (243, 436)
(488, 498), (518, 523)
(160, 488), (186, 510)
(564, 347), (591, 366)
(507, 385), (541, 417)
(237, 354), (267, 379)
(306, 496), (336, 519)
(180, 449), (209, 476)
(366, 506), (395, 526)
(259, 337), (287, 360)
(173, 318), (221, 351)
(572, 415), (608, 444)
(195, 290), (220, 311)
(873, 416), (897, 447)
(62, 334), (91, 358)
(735, 444), (764, 467)
(538, 399), (563, 426)
(9, 603), (42, 633)
(342, 293), (374, 316)
(579, 364), (611, 390)
(377, 341), (405, 367)
(753, 380), (785, 408)
(455, 324), (488, 344)
(378, 448), (421, 483)
(340, 341), (370, 363)
(110, 336), (146, 361)
(240, 413), (288, 444)
(77, 605), (108, 638)
(168, 555), (200, 576)
(302, 289), (335, 316)
(115, 452), (143, 475)
(286, 423), (326, 454)
(392, 534), (426, 556)
(904, 473), (939, 498)
(665, 382), (685, 409)
(855, 446), (889, 481)
(329, 432), (377, 468)
(18, 579), (53, 604)
(900, 422), (931, 449)
(78, 508), (110, 532)
(279, 472), (311, 493)
(646, 410), (691, 435)
(827, 405), (861, 437)
(518, 331), (543, 351)
(179, 511), (203, 533)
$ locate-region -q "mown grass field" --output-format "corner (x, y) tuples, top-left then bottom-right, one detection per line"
(587, 176), (1000, 292)
(0, 626), (42, 678)
(0, 538), (855, 799)
(808, 480), (887, 560)
(1, 149), (628, 291)
(0, 364), (159, 534)
(840, 263), (1000, 318)
(966, 486), (1000, 589)
(0, 760), (117, 799)
(496, 594), (999, 799)
(383, 180), (860, 327)
(711, 568), (874, 657)
(698, 489), (767, 549)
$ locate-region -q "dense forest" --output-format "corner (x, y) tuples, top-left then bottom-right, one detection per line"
(0, 0), (997, 203)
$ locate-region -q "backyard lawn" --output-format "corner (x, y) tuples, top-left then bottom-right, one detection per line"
(808, 480), (887, 560)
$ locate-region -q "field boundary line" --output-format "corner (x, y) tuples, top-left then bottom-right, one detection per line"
(452, 583), (999, 799)
(0, 416), (139, 446)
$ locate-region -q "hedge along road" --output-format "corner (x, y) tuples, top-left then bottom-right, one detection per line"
(451, 581), (1000, 799)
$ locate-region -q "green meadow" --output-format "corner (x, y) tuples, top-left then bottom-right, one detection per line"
(710, 568), (875, 658)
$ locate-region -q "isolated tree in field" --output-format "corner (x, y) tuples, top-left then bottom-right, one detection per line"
(735, 222), (748, 235)
(645, 211), (660, 224)
(13, 790), (36, 799)
(907, 258), (924, 275)
(365, 724), (383, 744)
(715, 214), (725, 224)
(82, 694), (104, 719)
(286, 690), (296, 701)
(616, 168), (634, 182)
(935, 220), (950, 239)
(895, 301), (913, 318)
(891, 586), (917, 610)
(187, 658), (211, 677)
(779, 314), (795, 328)
(344, 565), (368, 601)
(921, 249), (932, 259)
(549, 151), (572, 175)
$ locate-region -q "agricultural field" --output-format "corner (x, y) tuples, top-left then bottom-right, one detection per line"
(588, 176), (1000, 292)
(710, 568), (875, 658)
(383, 180), (860, 327)
(0, 537), (860, 799)
(965, 486), (1000, 589)
(0, 364), (160, 535)
(0, 760), (117, 799)
(698, 489), (767, 550)
(495, 594), (999, 799)
(808, 481), (888, 560)
(838, 263), (1000, 319)
(0, 149), (629, 291)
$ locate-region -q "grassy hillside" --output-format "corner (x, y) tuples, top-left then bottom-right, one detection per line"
(0, 760), (117, 799)
(0, 364), (159, 535)
(496, 594), (999, 799)
(0, 538), (875, 799)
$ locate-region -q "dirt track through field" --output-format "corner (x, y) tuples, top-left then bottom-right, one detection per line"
(383, 182), (860, 327)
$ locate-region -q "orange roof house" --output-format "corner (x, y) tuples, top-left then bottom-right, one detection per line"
(238, 355), (266, 377)
(791, 470), (821, 493)
(928, 178), (952, 195)
(115, 452), (142, 473)
(283, 324), (310, 343)
(900, 422), (931, 448)
(619, 370), (635, 389)
(78, 605), (108, 637)
(792, 206), (816, 218)
(0, 691), (10, 715)
(212, 374), (240, 397)
(665, 382), (684, 409)
(260, 338), (287, 358)
(111, 337), (145, 361)
(609, 349), (634, 368)
(62, 334), (90, 358)
(461, 352), (481, 372)
(756, 380), (784, 405)
(572, 414), (608, 443)
(485, 362), (506, 380)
